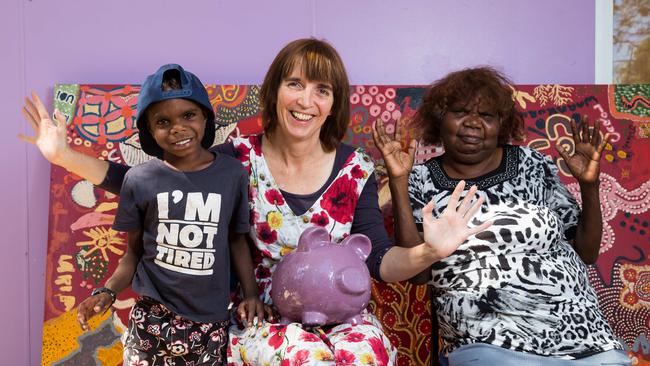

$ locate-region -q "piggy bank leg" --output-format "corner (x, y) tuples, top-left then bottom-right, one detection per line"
(303, 311), (328, 326)
(345, 315), (363, 326)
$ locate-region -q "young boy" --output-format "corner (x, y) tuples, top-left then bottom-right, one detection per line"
(77, 64), (265, 365)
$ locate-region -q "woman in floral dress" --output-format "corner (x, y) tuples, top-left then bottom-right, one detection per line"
(20, 38), (489, 366)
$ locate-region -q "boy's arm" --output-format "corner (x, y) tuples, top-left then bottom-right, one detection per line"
(77, 230), (143, 330)
(230, 233), (269, 326)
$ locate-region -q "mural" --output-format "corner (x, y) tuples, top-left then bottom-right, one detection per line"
(42, 83), (650, 366)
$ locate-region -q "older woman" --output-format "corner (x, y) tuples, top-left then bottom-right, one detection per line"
(373, 67), (630, 366)
(21, 39), (488, 365)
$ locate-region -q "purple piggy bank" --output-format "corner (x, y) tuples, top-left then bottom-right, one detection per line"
(271, 226), (372, 326)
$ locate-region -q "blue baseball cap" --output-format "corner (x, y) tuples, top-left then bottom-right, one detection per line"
(136, 64), (216, 158)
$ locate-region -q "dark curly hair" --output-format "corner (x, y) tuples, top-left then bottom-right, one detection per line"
(412, 66), (526, 146)
(260, 38), (350, 152)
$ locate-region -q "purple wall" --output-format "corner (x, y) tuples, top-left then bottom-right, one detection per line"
(1, 0), (595, 363)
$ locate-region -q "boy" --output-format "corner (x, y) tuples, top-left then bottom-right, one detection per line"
(77, 64), (265, 365)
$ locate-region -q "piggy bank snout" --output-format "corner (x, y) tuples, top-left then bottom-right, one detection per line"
(336, 266), (371, 295)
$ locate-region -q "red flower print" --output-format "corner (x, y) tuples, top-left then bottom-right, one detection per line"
(368, 337), (389, 366)
(251, 135), (263, 155)
(265, 189), (285, 206)
(234, 143), (251, 163)
(342, 332), (365, 342)
(334, 349), (357, 365)
(249, 206), (260, 224)
(280, 360), (290, 366)
(310, 212), (330, 227)
(350, 165), (365, 179)
(291, 349), (310, 366)
(256, 266), (272, 279)
(320, 176), (358, 224)
(268, 324), (287, 350)
(256, 222), (278, 244)
(299, 332), (321, 342)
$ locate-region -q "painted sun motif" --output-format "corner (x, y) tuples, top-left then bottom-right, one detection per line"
(76, 226), (125, 261)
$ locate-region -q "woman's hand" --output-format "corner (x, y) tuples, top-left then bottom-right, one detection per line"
(422, 181), (492, 261)
(19, 91), (72, 166)
(372, 119), (417, 180)
(556, 115), (610, 185)
(236, 297), (274, 327)
(77, 293), (112, 331)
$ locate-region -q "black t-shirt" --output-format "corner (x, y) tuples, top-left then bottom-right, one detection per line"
(113, 154), (249, 322)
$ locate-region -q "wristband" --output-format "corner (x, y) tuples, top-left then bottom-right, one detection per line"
(91, 287), (116, 305)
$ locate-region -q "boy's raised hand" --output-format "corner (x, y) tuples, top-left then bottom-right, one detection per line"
(237, 296), (273, 328)
(77, 293), (113, 331)
(20, 91), (71, 165)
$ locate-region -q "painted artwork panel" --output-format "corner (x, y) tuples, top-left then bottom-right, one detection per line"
(42, 83), (650, 366)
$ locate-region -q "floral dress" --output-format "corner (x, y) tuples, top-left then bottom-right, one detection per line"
(227, 135), (396, 366)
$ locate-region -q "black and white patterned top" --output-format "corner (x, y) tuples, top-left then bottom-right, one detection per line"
(409, 145), (622, 358)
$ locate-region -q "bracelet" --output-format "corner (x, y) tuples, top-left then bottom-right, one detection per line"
(91, 287), (117, 305)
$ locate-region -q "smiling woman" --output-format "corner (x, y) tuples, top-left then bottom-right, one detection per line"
(20, 39), (491, 366)
(374, 66), (630, 366)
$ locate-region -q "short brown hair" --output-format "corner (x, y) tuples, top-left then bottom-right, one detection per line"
(413, 66), (525, 146)
(260, 38), (350, 151)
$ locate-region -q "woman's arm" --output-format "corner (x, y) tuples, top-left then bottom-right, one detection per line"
(389, 176), (432, 284)
(555, 116), (610, 264)
(77, 229), (143, 330)
(21, 92), (111, 184)
(573, 182), (602, 264)
(380, 181), (491, 283)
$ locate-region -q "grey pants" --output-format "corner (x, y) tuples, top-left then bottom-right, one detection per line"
(446, 343), (631, 366)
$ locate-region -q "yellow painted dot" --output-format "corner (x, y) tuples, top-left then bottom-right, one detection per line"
(617, 150), (627, 159)
(605, 154), (614, 163)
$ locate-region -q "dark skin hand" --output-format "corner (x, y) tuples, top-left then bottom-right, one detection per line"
(77, 230), (144, 331)
(555, 116), (610, 184)
(555, 116), (610, 264)
(372, 119), (491, 283)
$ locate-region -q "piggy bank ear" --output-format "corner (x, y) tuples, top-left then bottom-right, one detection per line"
(341, 234), (372, 261)
(297, 226), (331, 252)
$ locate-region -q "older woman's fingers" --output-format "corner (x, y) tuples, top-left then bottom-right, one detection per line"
(596, 133), (611, 155)
(446, 180), (467, 211)
(407, 139), (417, 161)
(590, 118), (601, 145)
(457, 184), (478, 215)
(569, 118), (580, 143)
(371, 120), (384, 148)
(580, 116), (590, 143)
(555, 143), (570, 162)
(421, 199), (436, 221)
(394, 119), (403, 142)
(463, 192), (485, 221)
(468, 219), (493, 236)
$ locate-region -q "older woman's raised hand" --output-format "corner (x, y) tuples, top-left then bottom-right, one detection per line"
(372, 119), (417, 181)
(421, 181), (492, 261)
(556, 116), (610, 185)
(19, 91), (72, 166)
